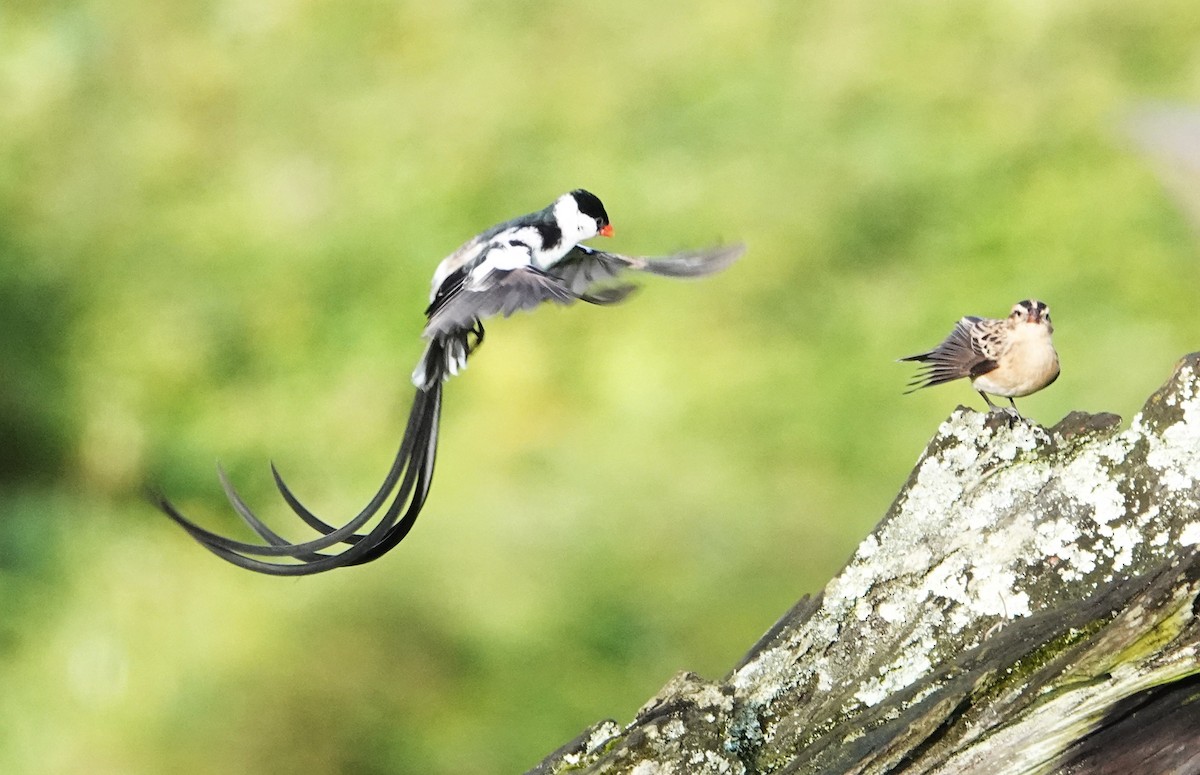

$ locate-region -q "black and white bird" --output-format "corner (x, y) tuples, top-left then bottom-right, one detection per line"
(155, 189), (744, 575)
(900, 299), (1060, 419)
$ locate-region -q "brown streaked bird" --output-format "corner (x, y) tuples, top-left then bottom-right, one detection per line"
(900, 299), (1060, 419)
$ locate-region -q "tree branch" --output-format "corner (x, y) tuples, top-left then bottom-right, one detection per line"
(530, 353), (1200, 775)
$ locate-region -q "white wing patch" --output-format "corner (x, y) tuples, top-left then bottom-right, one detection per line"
(429, 238), (486, 301)
(466, 240), (534, 289)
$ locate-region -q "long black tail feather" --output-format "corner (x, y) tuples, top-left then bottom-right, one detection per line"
(153, 380), (444, 576)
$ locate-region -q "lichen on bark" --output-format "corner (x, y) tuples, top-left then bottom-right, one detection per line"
(530, 354), (1200, 775)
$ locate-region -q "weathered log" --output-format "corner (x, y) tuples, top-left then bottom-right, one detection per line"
(530, 353), (1200, 775)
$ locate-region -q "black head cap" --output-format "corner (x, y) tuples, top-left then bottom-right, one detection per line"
(570, 189), (610, 228)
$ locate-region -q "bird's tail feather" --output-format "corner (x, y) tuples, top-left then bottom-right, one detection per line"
(153, 380), (444, 576)
(412, 322), (485, 390)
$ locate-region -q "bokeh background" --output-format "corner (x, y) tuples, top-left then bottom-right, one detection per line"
(2, 1), (1198, 772)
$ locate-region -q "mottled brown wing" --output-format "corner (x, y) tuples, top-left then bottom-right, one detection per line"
(901, 316), (1003, 391)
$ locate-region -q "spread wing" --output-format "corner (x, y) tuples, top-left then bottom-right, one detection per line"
(423, 265), (578, 340)
(423, 241), (745, 340)
(900, 316), (1006, 390)
(549, 243), (746, 297)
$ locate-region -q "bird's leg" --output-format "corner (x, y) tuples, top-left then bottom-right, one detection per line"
(466, 320), (486, 355)
(978, 390), (1003, 413)
(979, 391), (1022, 422)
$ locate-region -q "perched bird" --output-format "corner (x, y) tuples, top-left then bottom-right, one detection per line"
(155, 189), (744, 575)
(900, 299), (1059, 419)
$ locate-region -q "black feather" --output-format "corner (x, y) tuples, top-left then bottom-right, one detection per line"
(533, 220), (563, 250)
(153, 378), (443, 575)
(569, 189), (610, 228)
(154, 190), (745, 574)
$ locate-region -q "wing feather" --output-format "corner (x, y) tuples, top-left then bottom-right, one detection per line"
(550, 243), (745, 297)
(901, 316), (1005, 390)
(423, 267), (576, 340)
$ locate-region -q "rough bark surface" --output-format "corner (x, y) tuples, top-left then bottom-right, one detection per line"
(529, 353), (1200, 775)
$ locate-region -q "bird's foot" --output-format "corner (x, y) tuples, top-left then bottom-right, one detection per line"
(985, 405), (1026, 424)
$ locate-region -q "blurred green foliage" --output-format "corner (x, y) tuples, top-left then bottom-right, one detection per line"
(1, 1), (1198, 772)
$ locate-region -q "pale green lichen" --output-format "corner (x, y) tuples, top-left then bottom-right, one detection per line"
(1106, 588), (1198, 672)
(1133, 360), (1200, 498)
(684, 750), (742, 774)
(544, 358), (1200, 775)
(735, 411), (1075, 720)
(939, 589), (1200, 775)
(854, 643), (934, 707)
(724, 359), (1200, 773)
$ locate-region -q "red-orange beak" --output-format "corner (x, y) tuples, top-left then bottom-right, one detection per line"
(599, 224), (614, 238)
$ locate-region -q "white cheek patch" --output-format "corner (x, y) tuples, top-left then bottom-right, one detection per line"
(553, 196), (597, 243)
(553, 195), (582, 226)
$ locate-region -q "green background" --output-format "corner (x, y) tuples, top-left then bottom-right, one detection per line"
(2, 1), (1197, 772)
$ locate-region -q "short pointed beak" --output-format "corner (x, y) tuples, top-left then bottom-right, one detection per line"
(599, 224), (614, 238)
